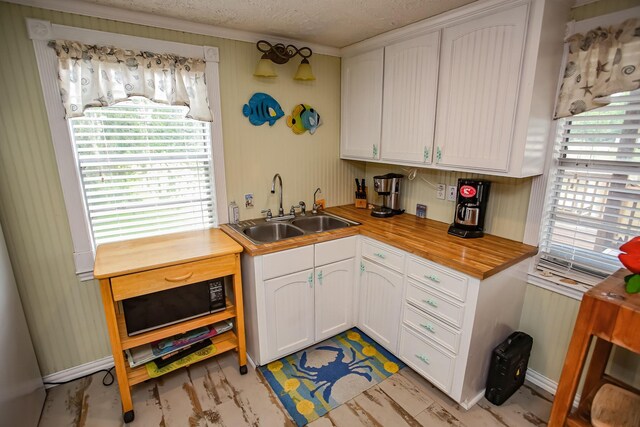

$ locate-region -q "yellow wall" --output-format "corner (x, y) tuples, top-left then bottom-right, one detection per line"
(0, 1), (362, 375)
(364, 163), (532, 241)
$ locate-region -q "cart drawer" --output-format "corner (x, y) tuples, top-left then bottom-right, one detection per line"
(111, 254), (236, 301)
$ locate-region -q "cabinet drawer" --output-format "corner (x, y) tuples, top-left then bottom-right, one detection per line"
(262, 245), (314, 280)
(407, 257), (468, 302)
(403, 304), (460, 354)
(361, 239), (404, 272)
(406, 280), (464, 328)
(111, 254), (236, 301)
(399, 326), (454, 393)
(315, 236), (357, 266)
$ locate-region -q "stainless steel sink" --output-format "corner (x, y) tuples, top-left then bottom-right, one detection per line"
(230, 212), (360, 245)
(290, 215), (351, 233)
(243, 222), (304, 243)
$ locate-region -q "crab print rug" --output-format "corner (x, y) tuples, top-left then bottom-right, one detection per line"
(258, 328), (405, 426)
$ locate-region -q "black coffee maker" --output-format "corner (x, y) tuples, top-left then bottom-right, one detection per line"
(448, 179), (491, 238)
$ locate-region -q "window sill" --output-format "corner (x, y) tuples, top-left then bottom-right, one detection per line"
(527, 271), (590, 301)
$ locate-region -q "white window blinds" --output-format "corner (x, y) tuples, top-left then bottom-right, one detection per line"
(538, 91), (640, 285)
(69, 97), (217, 246)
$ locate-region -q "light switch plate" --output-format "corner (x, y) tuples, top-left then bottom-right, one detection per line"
(447, 185), (457, 202)
(436, 184), (445, 200)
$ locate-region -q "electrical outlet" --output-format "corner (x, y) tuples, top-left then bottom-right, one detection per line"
(447, 185), (457, 202)
(244, 193), (254, 208)
(436, 184), (445, 200)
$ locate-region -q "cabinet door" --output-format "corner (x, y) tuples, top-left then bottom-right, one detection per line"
(341, 48), (384, 160)
(315, 258), (355, 341)
(358, 259), (404, 352)
(434, 4), (528, 172)
(264, 269), (315, 360)
(381, 31), (440, 164)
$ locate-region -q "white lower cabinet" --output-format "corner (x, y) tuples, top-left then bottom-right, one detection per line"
(399, 326), (455, 392)
(242, 236), (356, 365)
(243, 234), (529, 410)
(358, 258), (404, 353)
(264, 269), (315, 360)
(315, 258), (355, 342)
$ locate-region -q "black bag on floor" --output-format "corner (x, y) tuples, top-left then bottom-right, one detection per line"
(485, 331), (533, 405)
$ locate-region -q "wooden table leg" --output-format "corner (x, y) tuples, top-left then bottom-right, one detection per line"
(233, 254), (248, 374)
(548, 297), (597, 426)
(577, 338), (613, 416)
(99, 279), (134, 422)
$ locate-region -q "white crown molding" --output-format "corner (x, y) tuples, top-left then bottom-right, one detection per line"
(26, 16), (52, 39)
(8, 0), (341, 57)
(340, 0), (531, 56)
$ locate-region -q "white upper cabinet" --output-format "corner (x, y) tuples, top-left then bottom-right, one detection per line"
(381, 31), (440, 165)
(434, 4), (528, 172)
(341, 48), (384, 160)
(340, 0), (572, 177)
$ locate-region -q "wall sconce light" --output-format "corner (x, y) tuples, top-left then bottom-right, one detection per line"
(253, 40), (315, 81)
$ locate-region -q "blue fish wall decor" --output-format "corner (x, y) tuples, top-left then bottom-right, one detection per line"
(242, 93), (284, 126)
(286, 104), (322, 135)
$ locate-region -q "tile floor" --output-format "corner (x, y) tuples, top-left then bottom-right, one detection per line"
(39, 350), (554, 426)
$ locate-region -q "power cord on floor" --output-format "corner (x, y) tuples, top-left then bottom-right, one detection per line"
(43, 366), (115, 387)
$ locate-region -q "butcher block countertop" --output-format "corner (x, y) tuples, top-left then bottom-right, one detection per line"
(94, 228), (243, 279)
(220, 205), (537, 280)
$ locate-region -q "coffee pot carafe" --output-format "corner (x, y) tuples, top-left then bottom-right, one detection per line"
(448, 179), (490, 238)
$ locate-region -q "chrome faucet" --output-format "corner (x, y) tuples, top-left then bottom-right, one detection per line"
(312, 187), (322, 214)
(271, 173), (284, 217)
(268, 173), (295, 221)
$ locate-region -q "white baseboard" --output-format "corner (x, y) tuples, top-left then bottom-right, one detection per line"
(42, 356), (114, 389)
(246, 353), (257, 369)
(526, 368), (581, 408)
(461, 390), (486, 410)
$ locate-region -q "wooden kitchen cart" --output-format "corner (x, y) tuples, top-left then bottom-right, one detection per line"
(93, 228), (246, 423)
(548, 268), (640, 426)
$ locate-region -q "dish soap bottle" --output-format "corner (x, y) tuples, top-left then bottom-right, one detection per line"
(228, 201), (239, 224)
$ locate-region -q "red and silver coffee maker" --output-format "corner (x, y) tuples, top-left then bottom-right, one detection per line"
(448, 179), (491, 238)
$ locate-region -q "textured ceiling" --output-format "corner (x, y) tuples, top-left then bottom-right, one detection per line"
(77, 0), (477, 48)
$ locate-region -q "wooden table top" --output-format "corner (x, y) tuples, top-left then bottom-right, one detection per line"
(94, 228), (243, 279)
(221, 205), (537, 280)
(586, 268), (640, 312)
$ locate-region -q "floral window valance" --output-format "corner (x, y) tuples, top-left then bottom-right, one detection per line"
(554, 18), (640, 119)
(48, 40), (212, 122)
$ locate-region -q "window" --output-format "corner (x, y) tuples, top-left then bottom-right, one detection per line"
(29, 20), (228, 279)
(537, 91), (640, 290)
(69, 97), (217, 246)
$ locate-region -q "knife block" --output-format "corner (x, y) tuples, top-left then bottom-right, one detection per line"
(355, 187), (367, 209)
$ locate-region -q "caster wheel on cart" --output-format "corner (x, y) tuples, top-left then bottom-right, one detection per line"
(239, 365), (248, 375)
(123, 410), (135, 423)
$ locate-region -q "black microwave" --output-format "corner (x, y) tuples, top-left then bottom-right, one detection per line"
(122, 278), (226, 336)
